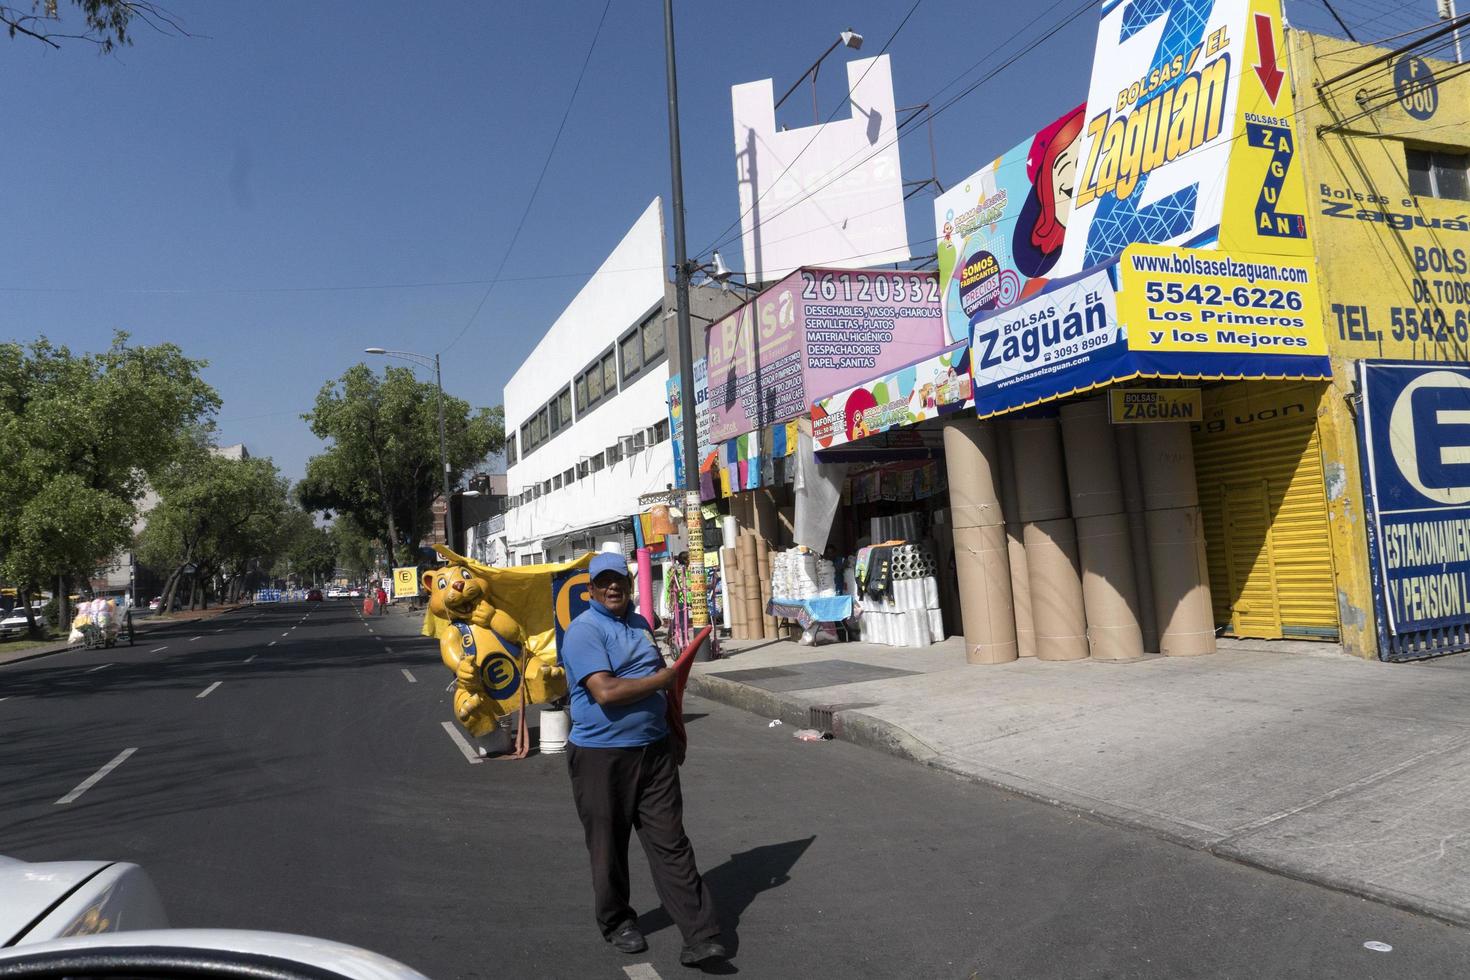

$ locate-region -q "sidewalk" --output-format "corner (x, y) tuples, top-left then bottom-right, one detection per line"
(689, 634), (1470, 927)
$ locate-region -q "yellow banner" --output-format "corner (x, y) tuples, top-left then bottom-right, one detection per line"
(1118, 243), (1328, 357)
(1108, 388), (1202, 423)
(392, 566), (420, 599)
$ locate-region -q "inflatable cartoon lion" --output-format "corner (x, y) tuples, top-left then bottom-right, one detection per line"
(423, 563), (569, 740)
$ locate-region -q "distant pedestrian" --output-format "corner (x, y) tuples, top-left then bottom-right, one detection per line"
(558, 552), (726, 967)
(375, 584), (388, 615)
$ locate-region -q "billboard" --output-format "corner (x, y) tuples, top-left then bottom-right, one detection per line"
(667, 358), (713, 489)
(813, 345), (972, 450)
(732, 55), (910, 281)
(1057, 0), (1311, 276)
(705, 267), (943, 442)
(971, 242), (1331, 418)
(936, 104), (1087, 346)
(1359, 361), (1470, 658)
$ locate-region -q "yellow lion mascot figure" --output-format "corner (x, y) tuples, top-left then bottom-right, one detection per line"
(421, 547), (591, 758)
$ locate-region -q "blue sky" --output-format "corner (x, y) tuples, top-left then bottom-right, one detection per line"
(0, 0), (1437, 481)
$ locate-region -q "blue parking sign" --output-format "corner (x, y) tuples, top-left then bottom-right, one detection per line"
(1359, 362), (1470, 640)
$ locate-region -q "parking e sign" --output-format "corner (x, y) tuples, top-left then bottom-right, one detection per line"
(1359, 362), (1470, 638)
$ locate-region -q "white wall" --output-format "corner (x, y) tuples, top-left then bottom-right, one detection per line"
(503, 198), (674, 552)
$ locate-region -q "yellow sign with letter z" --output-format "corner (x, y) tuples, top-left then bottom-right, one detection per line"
(1108, 388), (1202, 423)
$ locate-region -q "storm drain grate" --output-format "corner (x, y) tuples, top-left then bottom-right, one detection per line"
(809, 705), (835, 731)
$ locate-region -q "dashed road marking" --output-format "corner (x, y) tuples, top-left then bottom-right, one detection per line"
(86, 663), (112, 673)
(385, 646), (395, 654)
(196, 681), (222, 699)
(56, 748), (136, 805)
(440, 722), (483, 765)
(268, 641), (277, 647)
(189, 636), (202, 642)
(215, 628), (224, 633)
(244, 654), (257, 663)
(281, 632), (289, 638)
(401, 668), (417, 683)
(375, 636), (383, 643)
(150, 646), (168, 653)
(624, 965), (664, 980)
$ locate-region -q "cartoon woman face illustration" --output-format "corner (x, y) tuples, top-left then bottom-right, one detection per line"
(1030, 104), (1085, 255)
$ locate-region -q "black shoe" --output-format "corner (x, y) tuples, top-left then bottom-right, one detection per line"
(680, 940), (728, 966)
(607, 922), (647, 954)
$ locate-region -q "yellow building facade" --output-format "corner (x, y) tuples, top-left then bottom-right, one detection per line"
(1287, 30), (1470, 659)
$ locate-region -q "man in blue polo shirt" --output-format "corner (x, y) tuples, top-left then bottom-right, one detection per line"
(560, 551), (726, 967)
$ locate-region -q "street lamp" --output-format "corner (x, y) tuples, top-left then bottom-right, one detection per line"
(364, 347), (455, 550)
(774, 28), (864, 124)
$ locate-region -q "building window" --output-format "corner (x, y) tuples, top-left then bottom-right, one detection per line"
(586, 362), (604, 404)
(641, 311), (666, 363)
(589, 452), (605, 474)
(606, 441), (623, 465)
(620, 330), (642, 381)
(505, 433), (517, 466)
(558, 387), (572, 427)
(1407, 146), (1470, 201)
(601, 351), (617, 397)
(577, 459), (589, 479)
(552, 473), (562, 490)
(563, 467), (575, 485)
(575, 374), (589, 413)
(654, 418), (670, 443)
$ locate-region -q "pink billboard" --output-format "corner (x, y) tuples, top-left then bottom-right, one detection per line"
(705, 267), (943, 442)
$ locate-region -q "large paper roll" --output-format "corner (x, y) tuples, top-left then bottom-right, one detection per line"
(1145, 506), (1217, 657)
(1024, 517), (1089, 661)
(1075, 513), (1145, 661)
(951, 524), (1018, 664)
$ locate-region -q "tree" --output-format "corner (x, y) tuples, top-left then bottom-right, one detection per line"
(136, 444), (290, 611)
(299, 364), (503, 567)
(328, 513), (377, 582)
(0, 333), (219, 632)
(273, 511), (337, 587)
(2, 1), (186, 52)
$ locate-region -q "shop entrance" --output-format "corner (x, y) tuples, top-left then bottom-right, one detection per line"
(1193, 381), (1339, 640)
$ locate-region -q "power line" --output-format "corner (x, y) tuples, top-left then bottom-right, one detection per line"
(438, 0), (614, 357)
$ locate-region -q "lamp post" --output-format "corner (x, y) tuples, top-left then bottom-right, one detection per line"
(773, 28), (864, 124)
(364, 347), (454, 550)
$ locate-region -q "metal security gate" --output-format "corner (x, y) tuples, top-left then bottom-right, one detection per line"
(1193, 381), (1339, 640)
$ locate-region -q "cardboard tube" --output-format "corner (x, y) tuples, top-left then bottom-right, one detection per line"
(1059, 398), (1124, 519)
(1024, 518), (1089, 661)
(997, 421), (1035, 658)
(1114, 427), (1160, 652)
(943, 419), (1017, 664)
(1075, 514), (1145, 661)
(1011, 417), (1070, 523)
(1136, 422), (1199, 510)
(1145, 507), (1217, 657)
(951, 524), (1018, 663)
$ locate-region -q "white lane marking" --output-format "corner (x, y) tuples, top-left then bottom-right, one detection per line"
(440, 722), (483, 765)
(268, 641), (277, 647)
(215, 628), (224, 633)
(189, 636), (202, 642)
(281, 632), (289, 637)
(401, 668), (417, 683)
(367, 628), (374, 633)
(86, 663), (113, 673)
(624, 965), (664, 980)
(149, 646), (168, 653)
(385, 647), (395, 654)
(196, 681), (222, 699)
(56, 748), (137, 805)
(375, 636), (383, 643)
(290, 626), (297, 631)
(244, 654), (257, 663)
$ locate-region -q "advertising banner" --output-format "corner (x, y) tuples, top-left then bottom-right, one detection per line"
(705, 267), (943, 441)
(936, 104), (1087, 346)
(1108, 388), (1202, 422)
(1058, 0), (1309, 276)
(392, 566), (420, 600)
(970, 243), (1331, 418)
(1359, 362), (1470, 655)
(812, 345), (972, 450)
(667, 358), (712, 490)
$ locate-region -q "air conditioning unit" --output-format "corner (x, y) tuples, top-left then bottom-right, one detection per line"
(621, 432), (645, 456)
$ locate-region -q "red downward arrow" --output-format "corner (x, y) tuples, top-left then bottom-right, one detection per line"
(1254, 12), (1284, 104)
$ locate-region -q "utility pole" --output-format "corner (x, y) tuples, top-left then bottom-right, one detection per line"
(663, 0), (707, 635)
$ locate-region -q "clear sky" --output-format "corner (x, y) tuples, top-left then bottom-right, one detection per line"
(0, 0), (1436, 482)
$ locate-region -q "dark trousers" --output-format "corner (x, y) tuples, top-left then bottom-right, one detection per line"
(567, 736), (721, 945)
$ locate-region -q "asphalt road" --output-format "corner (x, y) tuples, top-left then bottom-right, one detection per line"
(3, 600), (1469, 979)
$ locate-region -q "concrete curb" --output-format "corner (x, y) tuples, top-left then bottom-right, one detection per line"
(687, 665), (1470, 930)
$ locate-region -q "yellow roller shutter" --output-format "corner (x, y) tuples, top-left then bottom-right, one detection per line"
(1191, 381), (1339, 640)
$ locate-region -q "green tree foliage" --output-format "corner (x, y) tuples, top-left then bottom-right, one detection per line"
(1, 1), (186, 53)
(299, 364), (503, 567)
(0, 333), (219, 630)
(137, 443), (291, 610)
(328, 513), (377, 581)
(273, 510), (337, 586)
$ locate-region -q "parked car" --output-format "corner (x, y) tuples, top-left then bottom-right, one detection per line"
(0, 610), (32, 639)
(306, 588), (323, 602)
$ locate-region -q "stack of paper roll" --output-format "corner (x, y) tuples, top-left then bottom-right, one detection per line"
(757, 538), (776, 636)
(722, 546), (742, 637)
(856, 542), (946, 648)
(738, 529), (763, 639)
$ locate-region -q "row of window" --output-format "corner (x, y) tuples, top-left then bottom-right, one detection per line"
(510, 418), (670, 508)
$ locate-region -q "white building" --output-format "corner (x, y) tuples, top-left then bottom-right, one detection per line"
(502, 198), (739, 565)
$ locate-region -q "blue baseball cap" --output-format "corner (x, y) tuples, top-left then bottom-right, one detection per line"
(589, 552), (631, 581)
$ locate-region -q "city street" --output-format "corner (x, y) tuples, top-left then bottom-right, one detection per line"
(1, 601), (1468, 978)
